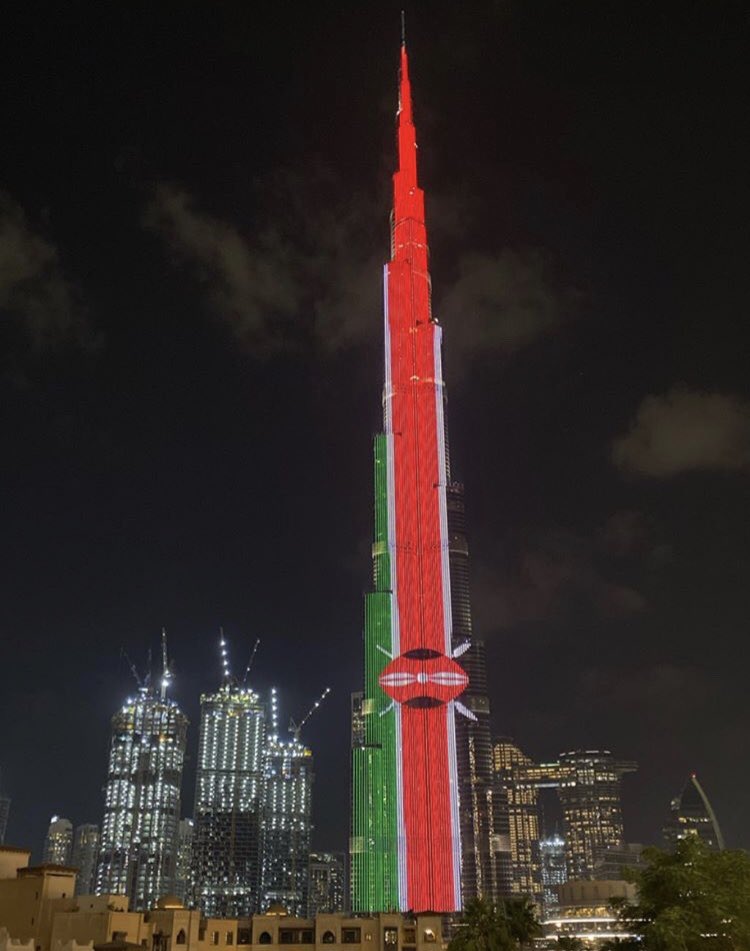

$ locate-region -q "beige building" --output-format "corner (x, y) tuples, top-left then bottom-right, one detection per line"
(0, 848), (443, 951)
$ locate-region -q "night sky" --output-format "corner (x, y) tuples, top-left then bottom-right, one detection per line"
(2, 2), (749, 860)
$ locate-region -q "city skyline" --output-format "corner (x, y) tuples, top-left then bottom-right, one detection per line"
(1, 1), (748, 867)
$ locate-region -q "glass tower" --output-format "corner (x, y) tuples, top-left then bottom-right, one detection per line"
(307, 852), (346, 916)
(192, 683), (266, 916)
(96, 684), (188, 909)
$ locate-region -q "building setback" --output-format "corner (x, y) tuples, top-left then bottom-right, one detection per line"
(96, 660), (188, 910)
(192, 673), (266, 917)
(351, 37), (469, 915)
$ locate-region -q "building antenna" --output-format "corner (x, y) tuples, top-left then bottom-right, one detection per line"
(401, 9), (406, 46)
(289, 686), (331, 743)
(160, 627), (172, 700)
(242, 638), (261, 687)
(270, 687), (279, 741)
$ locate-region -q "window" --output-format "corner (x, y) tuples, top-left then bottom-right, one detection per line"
(176, 931), (186, 945)
(342, 930), (361, 945)
(237, 929), (252, 945)
(322, 933), (336, 944)
(384, 929), (398, 947)
(212, 932), (220, 946)
(259, 934), (272, 945)
(226, 933), (234, 945)
(422, 932), (436, 944)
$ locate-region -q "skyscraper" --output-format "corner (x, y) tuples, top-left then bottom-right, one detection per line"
(96, 642), (188, 910)
(557, 751), (637, 881)
(491, 743), (637, 887)
(174, 818), (194, 906)
(539, 834), (566, 912)
(260, 728), (314, 916)
(0, 771), (10, 845)
(447, 484), (500, 905)
(307, 852), (346, 916)
(192, 652), (267, 917)
(663, 774), (725, 851)
(71, 824), (99, 894)
(43, 816), (73, 865)
(351, 37), (467, 915)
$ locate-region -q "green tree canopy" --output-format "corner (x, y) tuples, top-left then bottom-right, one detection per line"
(449, 897), (542, 951)
(614, 836), (750, 950)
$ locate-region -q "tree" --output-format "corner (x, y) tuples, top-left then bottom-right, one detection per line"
(555, 938), (584, 951)
(502, 897), (543, 949)
(449, 898), (514, 951)
(449, 897), (543, 951)
(614, 835), (750, 949)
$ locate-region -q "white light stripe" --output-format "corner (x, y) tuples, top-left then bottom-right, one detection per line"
(446, 701), (463, 908)
(383, 264), (407, 911)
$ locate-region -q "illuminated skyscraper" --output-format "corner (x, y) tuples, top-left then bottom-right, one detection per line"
(71, 824), (99, 894)
(307, 852), (346, 916)
(192, 641), (267, 917)
(43, 816), (73, 866)
(491, 743), (637, 886)
(539, 834), (566, 912)
(96, 640), (188, 910)
(260, 729), (314, 916)
(0, 771), (10, 845)
(663, 774), (725, 851)
(351, 37), (468, 915)
(557, 750), (637, 880)
(174, 818), (194, 905)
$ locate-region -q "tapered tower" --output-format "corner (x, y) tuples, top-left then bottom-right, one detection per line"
(351, 40), (468, 914)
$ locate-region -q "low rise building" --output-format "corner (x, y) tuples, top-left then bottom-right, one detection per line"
(543, 879), (637, 947)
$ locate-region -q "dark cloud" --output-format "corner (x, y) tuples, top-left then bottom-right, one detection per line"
(144, 178), (566, 364)
(473, 520), (650, 633)
(613, 387), (750, 477)
(437, 249), (566, 363)
(0, 192), (88, 360)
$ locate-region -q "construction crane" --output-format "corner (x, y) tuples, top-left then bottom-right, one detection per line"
(288, 686), (331, 743)
(242, 638), (261, 687)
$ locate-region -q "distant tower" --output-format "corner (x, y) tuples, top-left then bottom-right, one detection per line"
(557, 751), (637, 880)
(192, 635), (267, 917)
(96, 634), (188, 910)
(307, 852), (346, 916)
(174, 818), (194, 905)
(260, 689), (320, 916)
(539, 834), (566, 913)
(43, 816), (73, 865)
(663, 774), (725, 851)
(72, 824), (99, 894)
(0, 771), (10, 845)
(493, 739), (543, 899)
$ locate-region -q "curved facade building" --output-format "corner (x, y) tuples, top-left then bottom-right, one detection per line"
(663, 774), (725, 851)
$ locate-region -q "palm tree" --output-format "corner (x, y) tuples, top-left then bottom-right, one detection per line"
(501, 898), (543, 949)
(449, 898), (514, 951)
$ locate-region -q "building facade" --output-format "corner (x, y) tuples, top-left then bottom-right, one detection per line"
(307, 852), (346, 917)
(260, 735), (314, 916)
(42, 817), (73, 866)
(663, 773), (725, 851)
(539, 835), (567, 913)
(493, 740), (543, 899)
(174, 818), (194, 905)
(447, 484), (502, 905)
(351, 38), (468, 915)
(96, 686), (188, 909)
(192, 683), (266, 917)
(71, 824), (99, 895)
